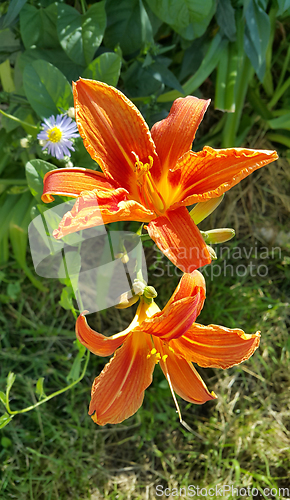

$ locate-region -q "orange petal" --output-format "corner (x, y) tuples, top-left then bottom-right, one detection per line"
(147, 207), (211, 273)
(150, 96), (210, 180)
(155, 338), (216, 405)
(168, 146), (278, 208)
(89, 332), (155, 425)
(75, 314), (129, 356)
(53, 188), (154, 239)
(170, 323), (261, 369)
(140, 272), (206, 341)
(73, 79), (159, 201)
(41, 168), (117, 203)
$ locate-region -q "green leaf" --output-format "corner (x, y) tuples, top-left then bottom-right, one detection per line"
(20, 4), (59, 50)
(216, 0), (236, 41)
(66, 342), (86, 383)
(18, 47), (84, 83)
(59, 286), (74, 311)
(35, 377), (46, 400)
(1, 437), (12, 448)
(6, 372), (16, 394)
(104, 0), (153, 55)
(0, 0), (28, 29)
(268, 113), (290, 130)
(158, 32), (227, 102)
(0, 391), (6, 407)
(82, 52), (121, 86)
(25, 159), (57, 203)
(23, 60), (73, 118)
(57, 2), (106, 66)
(146, 0), (214, 40)
(244, 0), (270, 81)
(7, 282), (21, 301)
(277, 0), (290, 16)
(147, 61), (184, 93)
(0, 413), (13, 430)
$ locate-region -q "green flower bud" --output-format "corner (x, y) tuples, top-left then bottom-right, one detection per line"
(201, 228), (235, 244)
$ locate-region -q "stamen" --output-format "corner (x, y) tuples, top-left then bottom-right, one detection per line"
(162, 356), (197, 435)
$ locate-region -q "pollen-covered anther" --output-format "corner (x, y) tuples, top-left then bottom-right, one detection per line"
(147, 347), (163, 364)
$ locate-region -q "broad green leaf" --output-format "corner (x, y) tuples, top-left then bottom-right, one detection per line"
(82, 52), (121, 86)
(146, 0), (214, 40)
(0, 413), (13, 429)
(1, 437), (12, 448)
(244, 0), (270, 81)
(23, 59), (73, 118)
(36, 377), (46, 400)
(25, 159), (57, 203)
(20, 4), (59, 50)
(216, 0), (236, 41)
(104, 0), (153, 55)
(0, 0), (28, 29)
(18, 47), (84, 83)
(57, 2), (106, 66)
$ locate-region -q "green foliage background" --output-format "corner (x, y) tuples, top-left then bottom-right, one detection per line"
(0, 0), (290, 498)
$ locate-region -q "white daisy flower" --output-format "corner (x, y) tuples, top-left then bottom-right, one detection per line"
(37, 114), (79, 160)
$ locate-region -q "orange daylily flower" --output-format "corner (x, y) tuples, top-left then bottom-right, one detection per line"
(42, 79), (278, 273)
(75, 271), (260, 426)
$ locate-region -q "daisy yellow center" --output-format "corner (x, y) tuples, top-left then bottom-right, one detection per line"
(47, 127), (62, 143)
(133, 154), (166, 216)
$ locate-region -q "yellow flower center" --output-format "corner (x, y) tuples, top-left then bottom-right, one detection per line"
(133, 153), (166, 216)
(47, 127), (62, 143)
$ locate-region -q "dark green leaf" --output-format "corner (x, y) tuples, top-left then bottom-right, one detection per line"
(23, 59), (73, 118)
(216, 0), (236, 41)
(25, 159), (57, 203)
(0, 413), (13, 429)
(18, 47), (84, 83)
(82, 52), (121, 86)
(244, 0), (270, 81)
(57, 2), (106, 66)
(0, 0), (28, 29)
(104, 0), (153, 55)
(20, 4), (59, 50)
(148, 62), (184, 93)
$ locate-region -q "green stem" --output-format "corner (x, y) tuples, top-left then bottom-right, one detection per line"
(5, 350), (90, 415)
(79, 0), (87, 14)
(0, 109), (38, 134)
